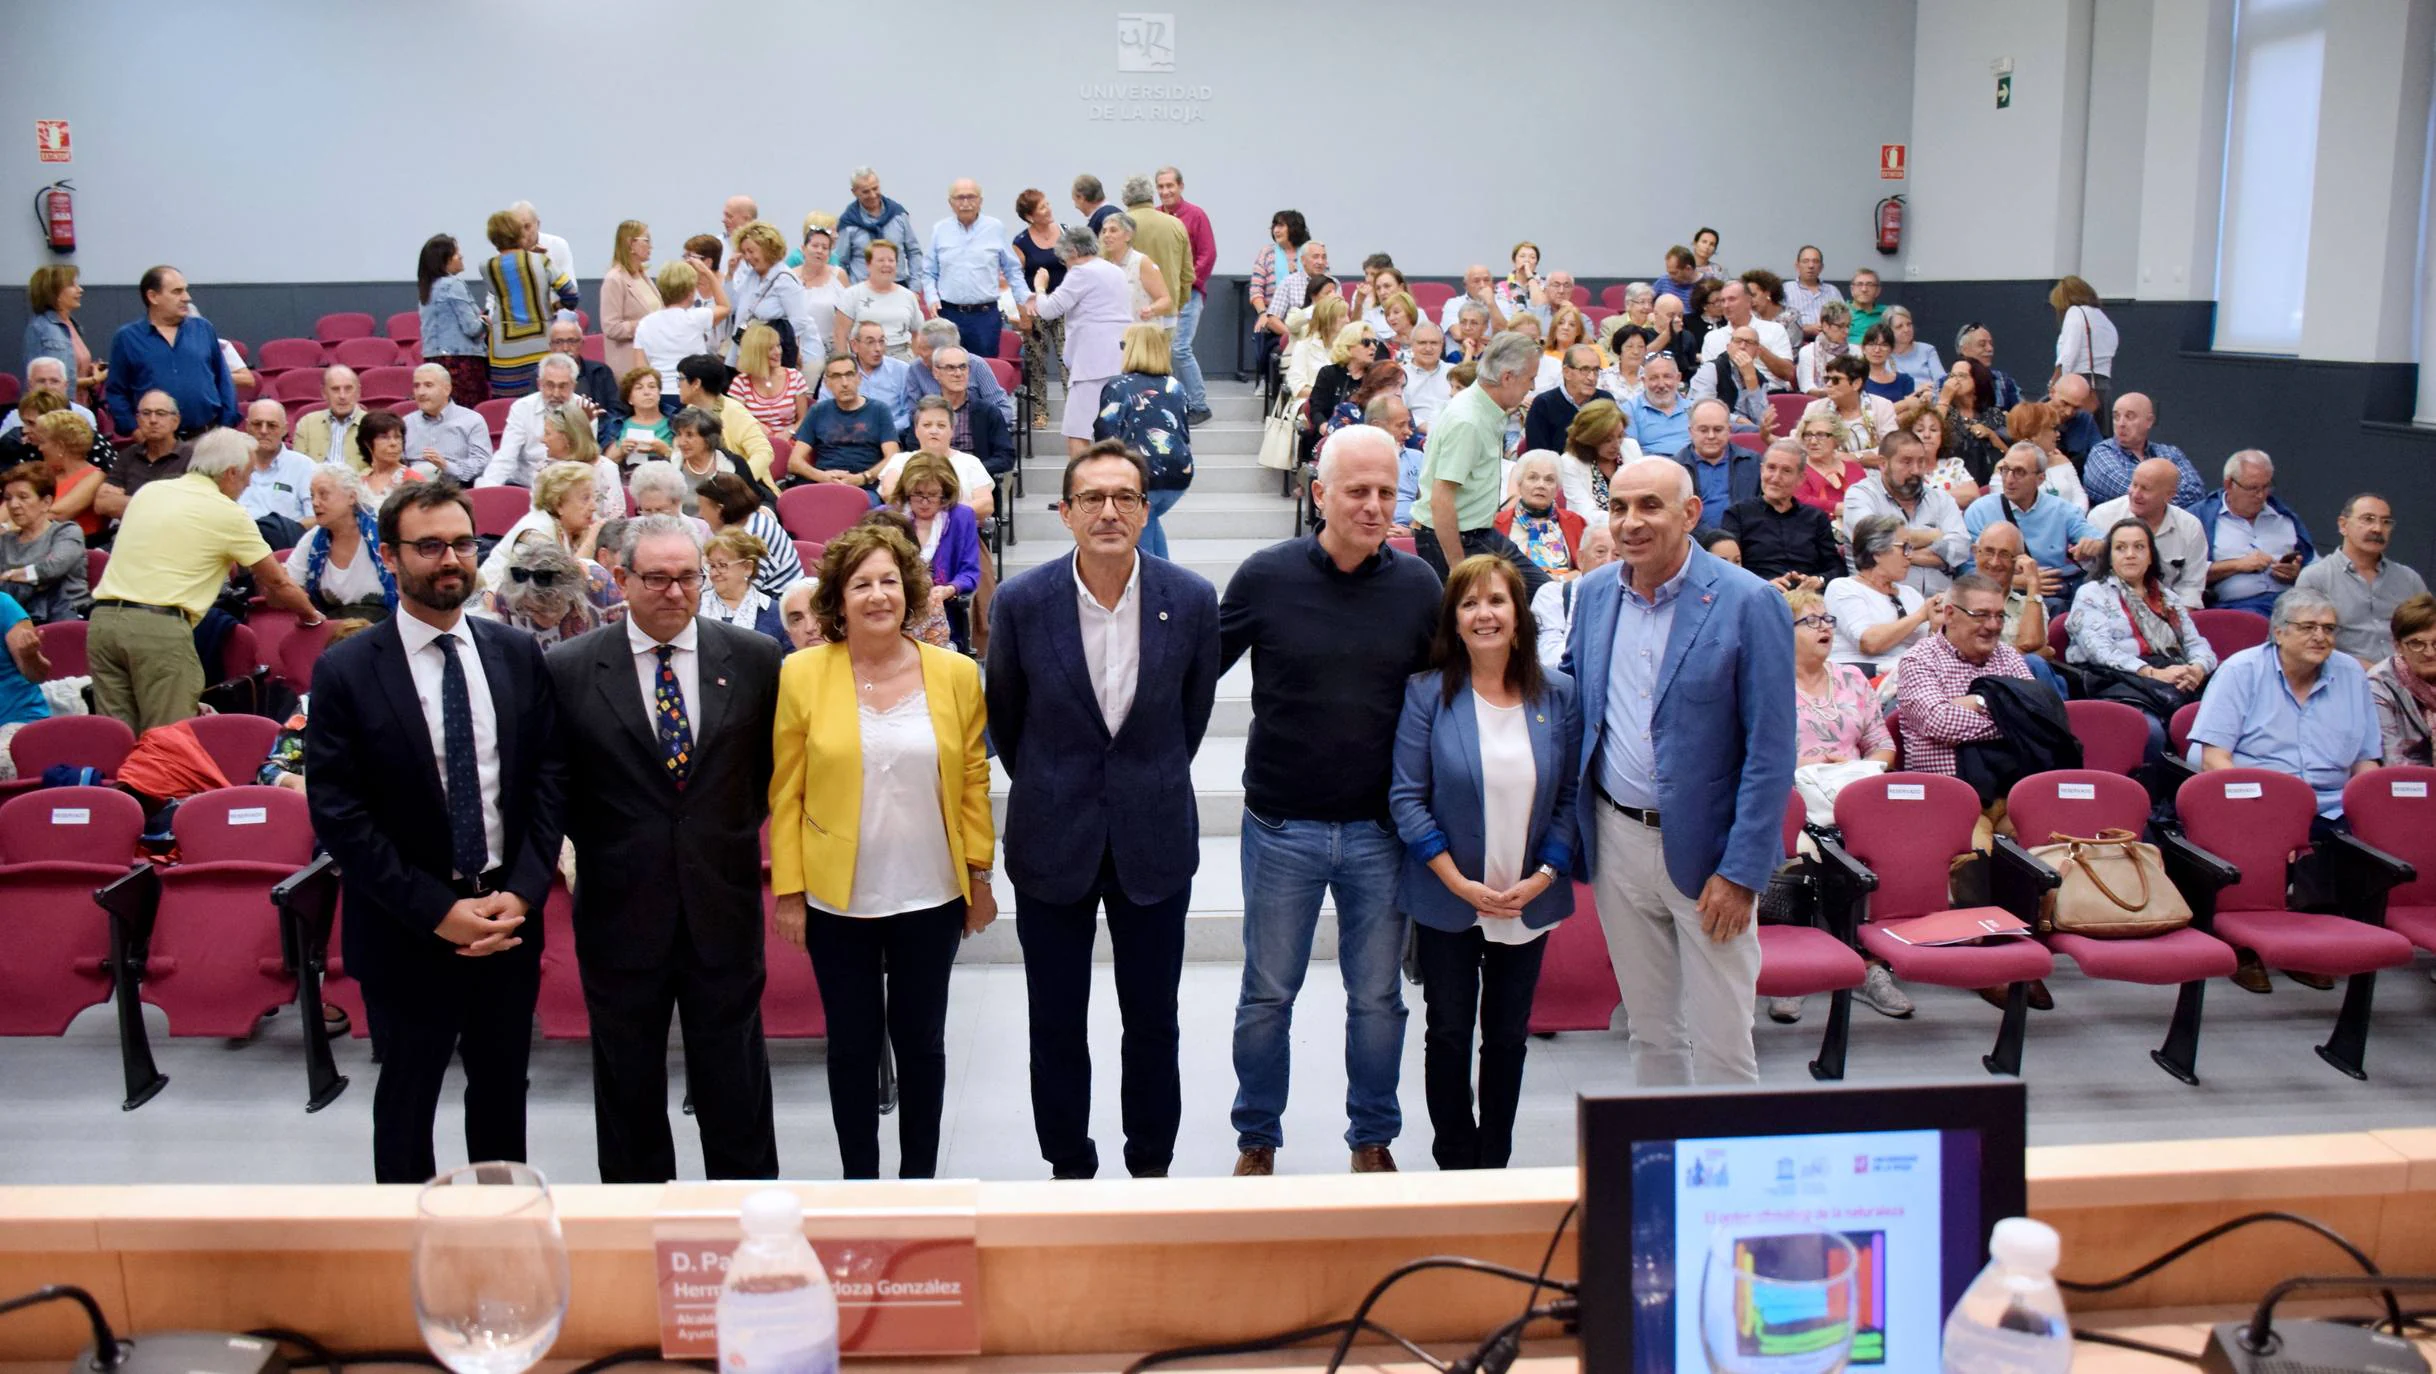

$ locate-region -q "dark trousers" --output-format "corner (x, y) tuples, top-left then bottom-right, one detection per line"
(1412, 923), (1547, 1171)
(1414, 526), (1554, 602)
(1014, 850), (1191, 1178)
(361, 951), (540, 1184)
(580, 920), (780, 1184)
(939, 303), (1001, 362)
(801, 899), (964, 1179)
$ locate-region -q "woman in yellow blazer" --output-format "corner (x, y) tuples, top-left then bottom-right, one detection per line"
(771, 515), (995, 1179)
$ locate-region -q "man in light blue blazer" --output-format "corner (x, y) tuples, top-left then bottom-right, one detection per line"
(1563, 456), (1796, 1084)
(986, 440), (1221, 1180)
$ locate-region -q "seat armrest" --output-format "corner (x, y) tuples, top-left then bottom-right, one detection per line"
(1808, 831), (1875, 942)
(94, 861), (161, 944)
(2153, 822), (2238, 900)
(1988, 833), (2061, 925)
(2318, 827), (2415, 924)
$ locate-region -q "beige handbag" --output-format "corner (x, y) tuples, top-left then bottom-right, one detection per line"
(1258, 390), (1301, 471)
(2028, 828), (2191, 938)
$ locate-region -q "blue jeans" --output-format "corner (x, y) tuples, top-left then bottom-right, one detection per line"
(1172, 292), (1208, 412)
(1141, 487), (1184, 559)
(1232, 809), (1409, 1151)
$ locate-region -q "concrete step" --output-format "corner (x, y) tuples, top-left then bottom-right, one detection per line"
(1011, 493), (1297, 543)
(960, 835), (1335, 964)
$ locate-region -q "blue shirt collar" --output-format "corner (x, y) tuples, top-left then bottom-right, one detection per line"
(1620, 549), (1693, 612)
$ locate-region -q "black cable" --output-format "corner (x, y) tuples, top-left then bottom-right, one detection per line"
(2053, 1210), (2403, 1334)
(0, 1286), (125, 1369)
(1121, 1317), (1446, 1373)
(1448, 1300), (1577, 1374)
(1513, 1201), (1578, 1337)
(2069, 1328), (2203, 1365)
(2244, 1274), (2436, 1351)
(1322, 1257), (1579, 1373)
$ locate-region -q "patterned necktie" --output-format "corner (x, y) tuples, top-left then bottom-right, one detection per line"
(654, 644), (694, 786)
(433, 634), (487, 879)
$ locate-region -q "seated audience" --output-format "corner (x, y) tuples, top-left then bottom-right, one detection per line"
(1556, 398), (1641, 520)
(1792, 415), (1869, 518)
(1827, 514), (1935, 673)
(1686, 325), (1772, 427)
(1969, 521), (2052, 661)
(2085, 457), (2208, 609)
(605, 368), (675, 469)
(1723, 440), (1842, 592)
(1303, 322), (1380, 463)
(1794, 300), (1852, 394)
(1403, 324), (1454, 430)
(1623, 354), (1692, 455)
(1697, 526), (1744, 566)
(1492, 453), (1583, 580)
(674, 354), (778, 485)
(789, 351), (898, 490)
(1954, 323), (2025, 413)
(1858, 323), (1917, 405)
(1895, 573), (2037, 780)
(286, 463), (396, 621)
(1884, 306), (1943, 390)
(1841, 430), (1966, 597)
(2049, 374), (2103, 468)
(627, 459), (714, 542)
(537, 399), (623, 525)
(2294, 492), (2426, 665)
(0, 358), (93, 437)
(480, 459), (609, 591)
(354, 409), (427, 505)
(237, 399), (318, 546)
(2194, 449), (2312, 616)
(778, 577), (823, 650)
(1935, 360), (2010, 488)
(0, 591), (50, 777)
(291, 365), (367, 467)
(2084, 392), (2202, 508)
(906, 319), (1015, 428)
(2068, 518), (2218, 741)
(886, 451), (982, 652)
(1532, 523), (1615, 670)
(2003, 399), (2084, 511)
(879, 396), (1000, 519)
(29, 409), (106, 539)
(97, 389), (193, 519)
(913, 343), (1017, 477)
(481, 356), (587, 489)
(468, 532), (620, 647)
(0, 462), (87, 621)
(668, 406), (750, 511)
(2190, 590), (2378, 815)
(2367, 593), (2436, 768)
(1966, 442), (2104, 616)
(1673, 398), (1757, 520)
(1801, 355), (1899, 465)
(698, 524), (789, 644)
(401, 363), (493, 484)
(694, 472), (805, 599)
(1597, 327), (1652, 406)
(547, 315), (624, 425)
(1524, 345), (1608, 454)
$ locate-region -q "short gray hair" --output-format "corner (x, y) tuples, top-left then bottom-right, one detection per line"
(1885, 304), (1914, 327)
(2271, 589), (2339, 634)
(1763, 438), (1802, 465)
(1362, 393), (1409, 425)
(2224, 448), (2273, 482)
(1476, 332), (1540, 389)
(1102, 210), (1135, 238)
(848, 165), (878, 185)
(1155, 164), (1183, 184)
(918, 318), (961, 349)
(1456, 302), (1490, 326)
(509, 199), (537, 217)
(1054, 225), (1101, 262)
(537, 352), (578, 381)
(311, 461), (365, 509)
(1851, 512), (1906, 565)
(1315, 424), (1396, 485)
(627, 459), (689, 506)
(25, 357), (65, 385)
(1120, 174), (1155, 206)
(622, 511), (704, 563)
(189, 427), (252, 479)
(1625, 282), (1655, 304)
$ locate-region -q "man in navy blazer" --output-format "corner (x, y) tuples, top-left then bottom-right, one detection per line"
(986, 439), (1220, 1179)
(1563, 456), (1795, 1084)
(304, 482), (567, 1183)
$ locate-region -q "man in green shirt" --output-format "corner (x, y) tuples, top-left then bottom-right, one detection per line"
(1412, 331), (1549, 597)
(1846, 268), (1887, 343)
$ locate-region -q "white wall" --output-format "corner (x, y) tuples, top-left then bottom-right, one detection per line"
(2078, 0), (2153, 298)
(1904, 0), (2095, 281)
(0, 0), (1917, 287)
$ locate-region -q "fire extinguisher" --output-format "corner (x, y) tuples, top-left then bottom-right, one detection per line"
(1875, 194), (1903, 256)
(36, 180), (74, 253)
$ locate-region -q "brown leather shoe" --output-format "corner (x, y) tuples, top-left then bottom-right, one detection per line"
(1351, 1145), (1398, 1173)
(1232, 1147), (1275, 1177)
(1975, 981), (2052, 1011)
(2284, 968), (2336, 991)
(2232, 951), (2272, 994)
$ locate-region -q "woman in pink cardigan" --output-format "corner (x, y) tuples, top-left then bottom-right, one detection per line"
(599, 219), (660, 378)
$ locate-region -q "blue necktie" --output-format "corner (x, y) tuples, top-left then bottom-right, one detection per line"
(654, 644), (694, 786)
(433, 635), (487, 880)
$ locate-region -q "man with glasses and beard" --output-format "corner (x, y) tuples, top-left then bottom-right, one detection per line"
(1841, 429), (1968, 597)
(305, 480), (568, 1184)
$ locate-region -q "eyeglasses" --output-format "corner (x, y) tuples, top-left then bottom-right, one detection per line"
(1793, 614), (1837, 629)
(635, 570), (706, 593)
(705, 558), (746, 574)
(399, 536), (480, 559)
(2226, 476), (2271, 494)
(2283, 621), (2339, 639)
(506, 566), (566, 587)
(1069, 489), (1145, 513)
(935, 363), (969, 372)
(1950, 605), (2004, 623)
(2401, 635), (2436, 656)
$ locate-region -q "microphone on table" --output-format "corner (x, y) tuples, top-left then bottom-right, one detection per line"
(0, 1285), (287, 1374)
(2200, 1274), (2436, 1374)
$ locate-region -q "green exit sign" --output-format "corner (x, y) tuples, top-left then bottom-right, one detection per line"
(1997, 72), (2013, 108)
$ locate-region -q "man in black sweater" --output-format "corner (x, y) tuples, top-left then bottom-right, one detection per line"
(1218, 425), (1441, 1177)
(1521, 344), (1606, 454)
(1721, 439), (1845, 592)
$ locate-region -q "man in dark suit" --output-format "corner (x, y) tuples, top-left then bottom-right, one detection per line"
(304, 480), (567, 1184)
(546, 514), (784, 1183)
(986, 439), (1220, 1179)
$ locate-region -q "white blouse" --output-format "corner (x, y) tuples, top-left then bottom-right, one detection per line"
(286, 535), (384, 606)
(1474, 698), (1547, 946)
(808, 690), (961, 919)
(697, 584), (770, 630)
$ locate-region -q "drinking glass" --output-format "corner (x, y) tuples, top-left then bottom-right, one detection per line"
(413, 1162), (571, 1374)
(1698, 1227), (1861, 1374)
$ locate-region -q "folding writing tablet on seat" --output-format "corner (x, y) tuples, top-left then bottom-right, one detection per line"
(2169, 768), (2417, 1079)
(0, 787), (145, 1035)
(2006, 769), (2237, 1084)
(138, 786), (313, 1039)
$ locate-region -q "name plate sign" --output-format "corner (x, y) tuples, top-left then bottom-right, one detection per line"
(653, 1182), (979, 1358)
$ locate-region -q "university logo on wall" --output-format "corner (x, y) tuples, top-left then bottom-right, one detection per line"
(1117, 13), (1175, 71)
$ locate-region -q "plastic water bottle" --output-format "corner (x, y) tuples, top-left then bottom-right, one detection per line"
(1941, 1217), (2073, 1374)
(716, 1189), (839, 1374)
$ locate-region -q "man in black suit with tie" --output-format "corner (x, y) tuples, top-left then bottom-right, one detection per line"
(547, 514), (784, 1183)
(986, 439), (1221, 1179)
(305, 481), (566, 1184)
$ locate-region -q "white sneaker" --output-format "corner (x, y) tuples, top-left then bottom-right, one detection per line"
(1766, 996), (1804, 1024)
(1857, 965), (1915, 1019)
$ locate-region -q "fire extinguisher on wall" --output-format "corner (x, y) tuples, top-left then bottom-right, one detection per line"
(1876, 194), (1903, 256)
(36, 180), (74, 253)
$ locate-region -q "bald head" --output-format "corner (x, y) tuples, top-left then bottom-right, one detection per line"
(2127, 458), (2181, 522)
(245, 399), (288, 459)
(411, 362), (452, 414)
(2112, 391), (2155, 448)
(2053, 373), (2094, 415)
(722, 195), (758, 233)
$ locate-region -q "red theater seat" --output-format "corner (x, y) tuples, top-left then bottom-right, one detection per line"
(0, 787), (146, 1035)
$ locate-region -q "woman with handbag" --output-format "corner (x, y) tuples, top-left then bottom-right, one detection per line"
(1387, 555), (1579, 1170)
(726, 221), (808, 370)
(2048, 275), (2117, 432)
(1092, 324), (1193, 558)
(2066, 517), (2217, 751)
(1027, 225), (1133, 461)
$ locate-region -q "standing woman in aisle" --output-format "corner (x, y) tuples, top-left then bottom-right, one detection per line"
(599, 221), (660, 379)
(1011, 189), (1067, 430)
(2048, 275), (2117, 435)
(482, 210), (580, 399)
(1389, 554), (1578, 1170)
(1028, 225), (1134, 461)
(417, 235), (490, 407)
(770, 522), (995, 1179)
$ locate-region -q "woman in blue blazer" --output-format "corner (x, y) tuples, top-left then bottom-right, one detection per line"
(1389, 555), (1581, 1170)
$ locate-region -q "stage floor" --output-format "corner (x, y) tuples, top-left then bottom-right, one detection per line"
(7, 957), (2435, 1184)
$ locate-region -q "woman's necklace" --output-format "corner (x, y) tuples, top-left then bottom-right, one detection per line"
(855, 641), (913, 693)
(683, 450), (714, 476)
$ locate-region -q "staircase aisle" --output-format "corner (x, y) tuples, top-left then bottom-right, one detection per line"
(969, 379), (1333, 962)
